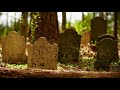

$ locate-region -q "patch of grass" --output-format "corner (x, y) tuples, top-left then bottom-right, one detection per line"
(79, 58), (96, 71)
(5, 63), (27, 69)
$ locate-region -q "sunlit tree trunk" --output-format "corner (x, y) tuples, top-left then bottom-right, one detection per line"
(114, 12), (118, 40)
(35, 12), (59, 44)
(28, 12), (33, 39)
(62, 12), (66, 32)
(20, 12), (28, 42)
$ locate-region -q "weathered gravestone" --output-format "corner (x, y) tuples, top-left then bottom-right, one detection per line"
(58, 27), (81, 64)
(27, 37), (58, 70)
(94, 38), (119, 71)
(96, 34), (119, 62)
(2, 31), (27, 64)
(96, 34), (115, 42)
(90, 17), (107, 44)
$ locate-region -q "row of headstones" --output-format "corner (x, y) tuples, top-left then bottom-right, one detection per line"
(2, 30), (119, 71)
(1, 31), (58, 70)
(1, 16), (119, 71)
(1, 27), (80, 70)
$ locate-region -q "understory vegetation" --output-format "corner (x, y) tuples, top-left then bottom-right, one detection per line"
(0, 58), (119, 72)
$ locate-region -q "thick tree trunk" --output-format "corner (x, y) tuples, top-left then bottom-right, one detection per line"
(35, 12), (59, 44)
(62, 12), (66, 31)
(0, 67), (120, 78)
(20, 12), (28, 42)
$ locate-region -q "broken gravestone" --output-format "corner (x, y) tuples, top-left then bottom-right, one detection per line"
(2, 31), (27, 64)
(94, 38), (119, 71)
(58, 27), (81, 65)
(27, 37), (58, 70)
(90, 17), (107, 44)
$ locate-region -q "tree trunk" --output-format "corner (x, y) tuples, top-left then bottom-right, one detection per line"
(82, 12), (85, 29)
(82, 12), (85, 21)
(28, 12), (34, 40)
(114, 12), (118, 40)
(0, 67), (120, 78)
(93, 12), (96, 18)
(20, 12), (28, 42)
(62, 12), (66, 32)
(35, 12), (59, 44)
(99, 12), (104, 18)
(105, 12), (108, 20)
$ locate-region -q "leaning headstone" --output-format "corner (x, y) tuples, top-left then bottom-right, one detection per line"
(58, 27), (81, 64)
(2, 31), (26, 64)
(94, 38), (119, 71)
(27, 37), (58, 70)
(90, 17), (107, 44)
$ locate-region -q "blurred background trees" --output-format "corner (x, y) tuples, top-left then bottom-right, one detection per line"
(0, 12), (119, 43)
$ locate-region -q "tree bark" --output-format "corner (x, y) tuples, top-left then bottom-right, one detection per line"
(20, 12), (28, 42)
(28, 12), (34, 39)
(62, 12), (66, 32)
(35, 12), (59, 44)
(0, 67), (120, 78)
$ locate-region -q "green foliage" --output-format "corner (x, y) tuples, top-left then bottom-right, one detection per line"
(79, 58), (96, 71)
(30, 12), (41, 43)
(72, 12), (93, 35)
(5, 63), (27, 69)
(72, 20), (83, 34)
(82, 12), (93, 30)
(0, 24), (6, 37)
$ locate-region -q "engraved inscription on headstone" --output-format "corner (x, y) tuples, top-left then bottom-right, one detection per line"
(27, 37), (58, 70)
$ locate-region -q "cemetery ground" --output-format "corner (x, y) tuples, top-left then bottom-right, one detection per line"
(0, 43), (120, 78)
